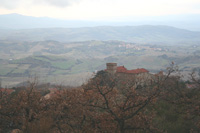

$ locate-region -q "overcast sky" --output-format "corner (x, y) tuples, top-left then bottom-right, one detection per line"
(0, 0), (200, 20)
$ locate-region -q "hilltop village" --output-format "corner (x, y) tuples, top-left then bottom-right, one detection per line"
(118, 44), (165, 51)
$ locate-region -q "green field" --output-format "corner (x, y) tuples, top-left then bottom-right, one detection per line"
(0, 40), (200, 87)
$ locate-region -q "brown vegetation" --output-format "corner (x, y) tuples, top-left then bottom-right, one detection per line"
(0, 65), (199, 133)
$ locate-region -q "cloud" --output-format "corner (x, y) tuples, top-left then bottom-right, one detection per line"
(0, 0), (200, 20)
(32, 0), (80, 8)
(0, 0), (22, 9)
(39, 0), (80, 7)
(0, 0), (80, 9)
(43, 0), (71, 7)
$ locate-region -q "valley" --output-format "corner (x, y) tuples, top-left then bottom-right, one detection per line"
(0, 39), (200, 87)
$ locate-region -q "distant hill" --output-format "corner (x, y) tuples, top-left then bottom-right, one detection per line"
(0, 13), (200, 31)
(0, 25), (200, 44)
(0, 13), (100, 29)
(1, 39), (200, 87)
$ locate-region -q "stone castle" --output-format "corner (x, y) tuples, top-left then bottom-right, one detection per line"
(105, 63), (164, 85)
(106, 63), (149, 76)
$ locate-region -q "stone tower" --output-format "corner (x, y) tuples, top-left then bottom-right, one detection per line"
(106, 63), (117, 74)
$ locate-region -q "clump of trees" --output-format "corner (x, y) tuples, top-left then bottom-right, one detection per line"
(0, 66), (199, 133)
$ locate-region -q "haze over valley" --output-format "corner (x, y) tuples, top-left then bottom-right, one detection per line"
(0, 1), (200, 87)
(0, 14), (200, 87)
(1, 0), (200, 132)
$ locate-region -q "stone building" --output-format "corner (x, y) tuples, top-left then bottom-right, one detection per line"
(105, 63), (164, 82)
(106, 63), (149, 77)
(105, 63), (157, 87)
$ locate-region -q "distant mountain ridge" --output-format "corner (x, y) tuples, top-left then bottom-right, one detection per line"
(0, 13), (200, 31)
(0, 13), (93, 29)
(0, 25), (200, 44)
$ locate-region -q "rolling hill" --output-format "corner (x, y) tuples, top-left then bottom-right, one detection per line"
(1, 13), (200, 31)
(0, 25), (200, 44)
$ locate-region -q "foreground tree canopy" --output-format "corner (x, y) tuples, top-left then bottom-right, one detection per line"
(0, 66), (199, 133)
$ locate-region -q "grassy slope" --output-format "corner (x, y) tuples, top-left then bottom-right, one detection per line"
(0, 26), (200, 43)
(0, 40), (200, 87)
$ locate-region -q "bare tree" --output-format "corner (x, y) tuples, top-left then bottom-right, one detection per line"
(82, 70), (166, 133)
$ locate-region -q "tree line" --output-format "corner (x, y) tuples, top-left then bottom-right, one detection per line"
(0, 65), (199, 133)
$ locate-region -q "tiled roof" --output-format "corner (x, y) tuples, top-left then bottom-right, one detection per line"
(0, 88), (15, 95)
(44, 89), (63, 99)
(125, 68), (149, 74)
(116, 66), (127, 73)
(116, 66), (148, 74)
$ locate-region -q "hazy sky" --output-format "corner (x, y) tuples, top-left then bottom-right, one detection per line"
(0, 0), (200, 20)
